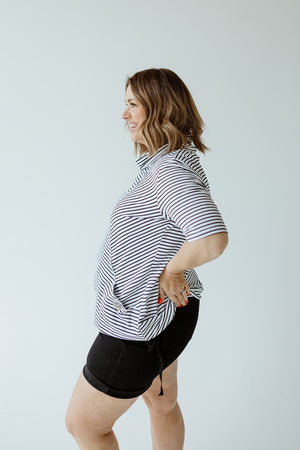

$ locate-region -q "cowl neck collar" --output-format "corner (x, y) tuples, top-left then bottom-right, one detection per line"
(135, 143), (169, 171)
(135, 143), (198, 171)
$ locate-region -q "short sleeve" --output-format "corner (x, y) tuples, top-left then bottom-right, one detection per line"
(153, 161), (228, 242)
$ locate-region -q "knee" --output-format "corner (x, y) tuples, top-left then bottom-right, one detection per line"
(65, 410), (77, 436)
(65, 409), (109, 438)
(65, 410), (111, 441)
(142, 391), (178, 415)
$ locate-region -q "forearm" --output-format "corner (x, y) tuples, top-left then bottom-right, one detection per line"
(166, 232), (228, 274)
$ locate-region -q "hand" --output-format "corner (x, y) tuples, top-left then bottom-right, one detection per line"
(158, 265), (191, 308)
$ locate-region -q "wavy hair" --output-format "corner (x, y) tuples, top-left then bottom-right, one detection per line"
(124, 68), (210, 158)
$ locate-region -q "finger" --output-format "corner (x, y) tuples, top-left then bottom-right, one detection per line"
(172, 294), (183, 308)
(158, 288), (165, 304)
(179, 287), (189, 307)
(185, 285), (191, 305)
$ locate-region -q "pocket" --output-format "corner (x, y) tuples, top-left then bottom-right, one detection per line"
(106, 339), (158, 389)
(86, 333), (125, 382)
(105, 340), (127, 385)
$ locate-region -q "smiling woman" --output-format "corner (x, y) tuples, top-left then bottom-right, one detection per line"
(122, 84), (147, 142)
(65, 67), (229, 450)
(122, 67), (210, 159)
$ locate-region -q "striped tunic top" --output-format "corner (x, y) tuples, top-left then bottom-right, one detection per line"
(93, 143), (228, 341)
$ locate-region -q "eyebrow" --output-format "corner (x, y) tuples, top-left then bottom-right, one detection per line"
(125, 98), (136, 102)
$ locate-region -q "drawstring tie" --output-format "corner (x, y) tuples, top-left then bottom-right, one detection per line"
(145, 337), (164, 396)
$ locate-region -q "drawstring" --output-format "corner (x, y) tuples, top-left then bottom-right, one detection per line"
(145, 337), (164, 396)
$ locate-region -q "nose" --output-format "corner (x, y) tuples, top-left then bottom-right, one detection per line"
(122, 106), (130, 120)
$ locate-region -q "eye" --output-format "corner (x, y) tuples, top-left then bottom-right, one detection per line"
(125, 103), (137, 107)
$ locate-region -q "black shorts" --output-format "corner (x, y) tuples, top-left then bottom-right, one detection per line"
(83, 296), (200, 399)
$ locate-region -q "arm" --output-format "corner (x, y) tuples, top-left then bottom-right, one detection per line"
(165, 232), (229, 274)
(154, 161), (229, 292)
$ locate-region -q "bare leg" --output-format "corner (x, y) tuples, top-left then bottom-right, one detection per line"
(73, 429), (119, 450)
(65, 370), (139, 449)
(142, 358), (185, 450)
(149, 401), (185, 450)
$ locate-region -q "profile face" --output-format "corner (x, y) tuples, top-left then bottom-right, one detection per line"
(122, 85), (147, 145)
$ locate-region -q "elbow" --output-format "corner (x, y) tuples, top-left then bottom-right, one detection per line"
(186, 232), (229, 265)
(219, 232), (229, 253)
(210, 232), (229, 258)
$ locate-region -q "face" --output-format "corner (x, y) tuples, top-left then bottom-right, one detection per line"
(122, 84), (147, 146)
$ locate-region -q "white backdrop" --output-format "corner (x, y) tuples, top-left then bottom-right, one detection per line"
(1, 1), (299, 449)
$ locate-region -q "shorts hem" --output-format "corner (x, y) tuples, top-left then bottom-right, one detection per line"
(82, 364), (152, 399)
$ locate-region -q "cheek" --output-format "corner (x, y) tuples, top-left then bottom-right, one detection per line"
(137, 109), (146, 122)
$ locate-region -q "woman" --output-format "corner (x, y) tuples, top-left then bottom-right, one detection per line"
(65, 68), (228, 449)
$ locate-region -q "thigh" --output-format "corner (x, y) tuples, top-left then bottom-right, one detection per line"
(86, 332), (159, 395)
(65, 369), (139, 436)
(141, 297), (199, 409)
(142, 358), (178, 412)
(158, 296), (200, 369)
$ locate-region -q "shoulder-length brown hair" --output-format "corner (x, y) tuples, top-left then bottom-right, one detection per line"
(124, 68), (210, 158)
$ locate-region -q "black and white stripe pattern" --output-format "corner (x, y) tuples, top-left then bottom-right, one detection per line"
(93, 143), (228, 341)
